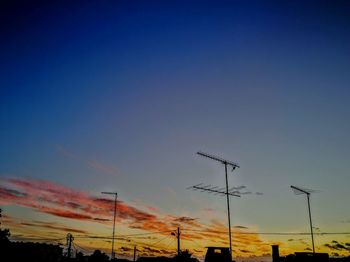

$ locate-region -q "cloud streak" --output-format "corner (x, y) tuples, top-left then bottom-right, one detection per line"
(21, 221), (88, 234)
(56, 145), (119, 177)
(0, 177), (165, 231)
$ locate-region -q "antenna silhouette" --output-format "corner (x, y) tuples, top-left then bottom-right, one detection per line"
(190, 184), (241, 197)
(190, 151), (240, 258)
(102, 191), (118, 259)
(291, 185), (316, 254)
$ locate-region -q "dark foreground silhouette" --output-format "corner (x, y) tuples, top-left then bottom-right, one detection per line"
(0, 229), (199, 262)
(272, 245), (350, 262)
(0, 239), (199, 262)
(1, 211), (349, 262)
(2, 238), (350, 262)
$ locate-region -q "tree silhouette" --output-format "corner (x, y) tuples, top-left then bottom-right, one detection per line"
(0, 208), (10, 244)
(76, 251), (85, 262)
(88, 249), (109, 262)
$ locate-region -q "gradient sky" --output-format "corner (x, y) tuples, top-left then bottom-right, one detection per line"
(1, 0), (350, 260)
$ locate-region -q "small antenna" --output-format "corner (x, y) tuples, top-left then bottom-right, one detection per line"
(102, 191), (118, 259)
(291, 185), (318, 254)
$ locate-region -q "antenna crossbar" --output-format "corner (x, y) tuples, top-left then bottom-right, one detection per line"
(102, 192), (118, 195)
(191, 184), (241, 197)
(291, 185), (312, 195)
(197, 152), (240, 169)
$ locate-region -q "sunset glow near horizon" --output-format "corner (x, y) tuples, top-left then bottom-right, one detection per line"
(1, 1), (350, 261)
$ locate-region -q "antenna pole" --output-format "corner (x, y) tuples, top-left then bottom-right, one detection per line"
(102, 191), (118, 260)
(112, 193), (117, 259)
(307, 194), (315, 254)
(195, 152), (239, 260)
(225, 162), (232, 256)
(291, 185), (316, 254)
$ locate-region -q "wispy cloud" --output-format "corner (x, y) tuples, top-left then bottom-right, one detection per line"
(0, 177), (163, 230)
(174, 216), (198, 223)
(163, 186), (176, 197)
(1, 214), (92, 244)
(20, 220), (88, 234)
(56, 145), (119, 176)
(233, 225), (249, 229)
(86, 159), (119, 177)
(56, 145), (79, 159)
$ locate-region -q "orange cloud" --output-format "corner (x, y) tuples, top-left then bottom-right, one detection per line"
(20, 221), (88, 234)
(0, 177), (162, 227)
(0, 177), (274, 258)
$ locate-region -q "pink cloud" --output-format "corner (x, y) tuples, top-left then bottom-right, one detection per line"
(56, 145), (80, 159)
(0, 177), (175, 234)
(56, 145), (119, 176)
(0, 177), (272, 257)
(87, 159), (119, 177)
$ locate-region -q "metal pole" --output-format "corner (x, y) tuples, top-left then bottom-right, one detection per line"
(195, 152), (239, 260)
(133, 246), (136, 261)
(307, 194), (315, 254)
(225, 162), (232, 258)
(67, 234), (72, 258)
(112, 193), (117, 259)
(177, 227), (181, 256)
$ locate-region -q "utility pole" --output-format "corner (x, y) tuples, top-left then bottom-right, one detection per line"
(102, 191), (118, 259)
(171, 227), (181, 256)
(133, 246), (137, 261)
(291, 185), (316, 254)
(192, 151), (240, 259)
(66, 233), (74, 258)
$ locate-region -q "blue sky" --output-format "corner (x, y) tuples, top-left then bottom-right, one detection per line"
(1, 0), (350, 258)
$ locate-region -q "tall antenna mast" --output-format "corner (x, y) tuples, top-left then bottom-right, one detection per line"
(291, 185), (316, 254)
(192, 151), (240, 258)
(102, 191), (118, 260)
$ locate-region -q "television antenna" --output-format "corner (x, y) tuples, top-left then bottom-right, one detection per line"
(189, 151), (240, 258)
(291, 185), (317, 254)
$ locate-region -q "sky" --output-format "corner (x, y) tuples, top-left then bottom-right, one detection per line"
(1, 0), (350, 260)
